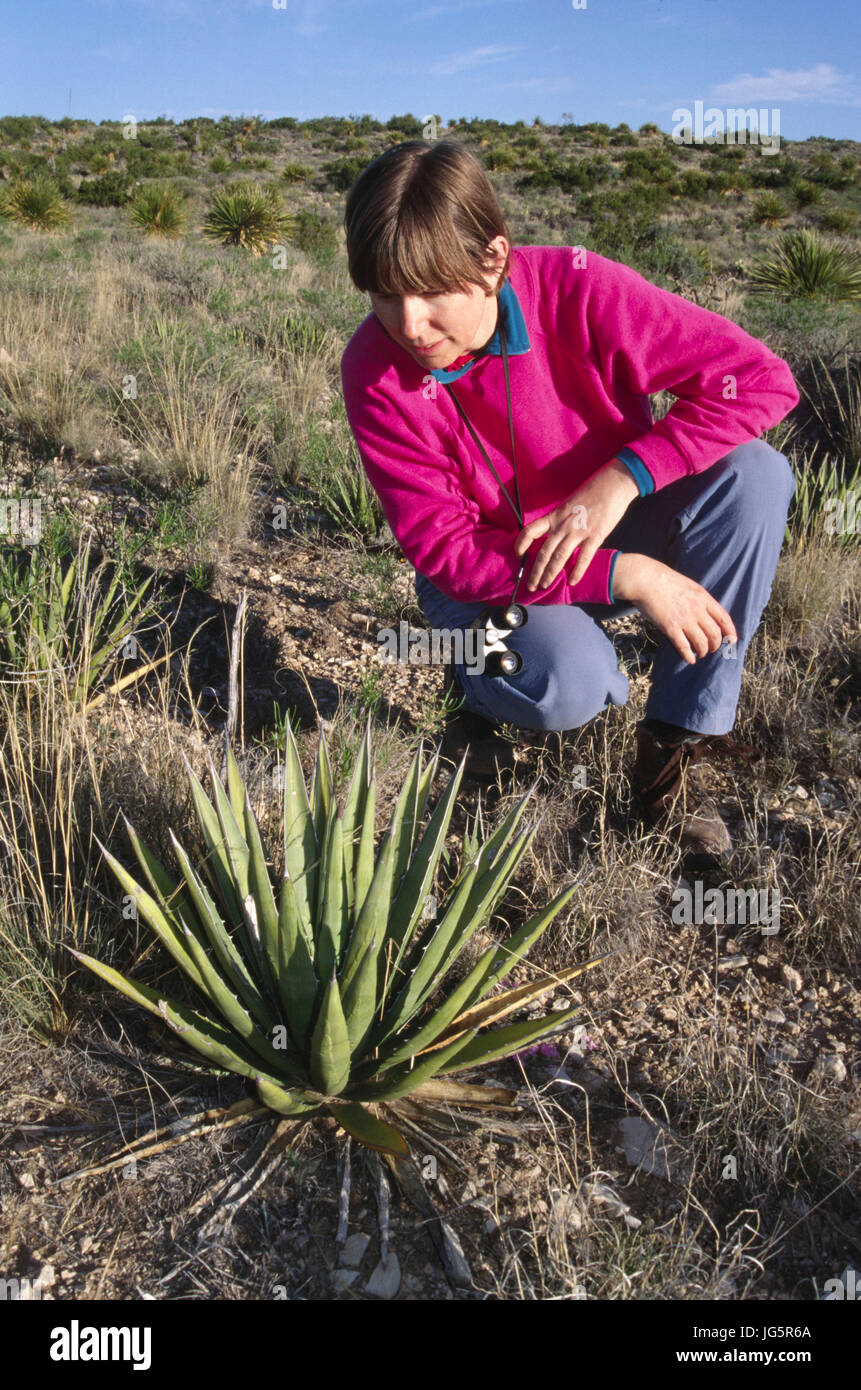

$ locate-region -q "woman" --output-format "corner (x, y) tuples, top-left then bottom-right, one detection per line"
(339, 140), (799, 864)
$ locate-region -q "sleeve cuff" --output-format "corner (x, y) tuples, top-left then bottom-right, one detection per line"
(615, 447), (655, 496)
(607, 550), (621, 604)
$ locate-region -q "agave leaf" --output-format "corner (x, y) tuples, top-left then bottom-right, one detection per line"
(205, 751), (251, 900)
(377, 857), (482, 1045)
(121, 814), (207, 941)
(341, 932), (380, 1054)
(69, 948), (291, 1083)
(168, 829), (277, 1033)
(316, 811), (347, 981)
(389, 738), (424, 897)
(385, 750), (468, 972)
(59, 551), (77, 621)
(94, 835), (209, 995)
(309, 725), (333, 857)
(339, 799), (398, 994)
(206, 752), (275, 994)
(340, 717), (372, 910)
(381, 820), (536, 1043)
(469, 783), (537, 877)
(326, 1102), (409, 1157)
(347, 1030), (477, 1103)
(309, 971), (351, 1095)
(281, 720), (318, 951)
(366, 941), (499, 1075)
(255, 1075), (323, 1116)
(438, 1007), (580, 1074)
(413, 744), (441, 841)
(408, 1077), (518, 1108)
(84, 571), (154, 687)
(225, 742), (247, 825)
(352, 776), (377, 919)
(241, 788), (283, 998)
(275, 869), (319, 1049)
(411, 822), (538, 997)
(174, 920), (302, 1079)
(461, 882), (579, 1011)
(181, 752), (245, 927)
(423, 953), (608, 1054)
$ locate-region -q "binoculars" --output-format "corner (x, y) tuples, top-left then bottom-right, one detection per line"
(470, 601), (529, 677)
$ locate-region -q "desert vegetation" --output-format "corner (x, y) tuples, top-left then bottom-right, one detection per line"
(0, 112), (859, 1301)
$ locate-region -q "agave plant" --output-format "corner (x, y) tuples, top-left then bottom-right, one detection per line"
(202, 180), (294, 255)
(72, 722), (599, 1156)
(3, 176), (71, 231)
(130, 182), (186, 238)
(749, 229), (861, 302)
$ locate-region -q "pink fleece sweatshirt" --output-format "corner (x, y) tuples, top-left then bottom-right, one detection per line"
(340, 244), (799, 607)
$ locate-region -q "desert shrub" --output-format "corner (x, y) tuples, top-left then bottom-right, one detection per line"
(202, 180), (293, 254)
(751, 193), (789, 227)
(322, 156), (367, 191)
(76, 171), (133, 206)
(282, 162), (312, 183)
(2, 175), (70, 230)
(749, 229), (861, 302)
(130, 182), (186, 237)
(292, 210), (338, 266)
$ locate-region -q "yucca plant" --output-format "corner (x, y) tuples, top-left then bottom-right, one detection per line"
(750, 193), (788, 228)
(749, 229), (861, 302)
(0, 530), (158, 710)
(3, 175), (70, 230)
(72, 722), (600, 1156)
(788, 445), (861, 547)
(202, 180), (293, 255)
(309, 443), (386, 541)
(130, 181), (186, 238)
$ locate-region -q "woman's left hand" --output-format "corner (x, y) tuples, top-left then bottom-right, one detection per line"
(515, 457), (641, 591)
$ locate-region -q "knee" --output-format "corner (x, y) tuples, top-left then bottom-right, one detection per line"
(725, 439), (795, 515)
(465, 656), (627, 733)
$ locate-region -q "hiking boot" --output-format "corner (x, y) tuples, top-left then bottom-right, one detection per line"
(440, 658), (518, 781)
(632, 718), (762, 866)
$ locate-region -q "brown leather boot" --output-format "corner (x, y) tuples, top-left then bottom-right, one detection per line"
(440, 659), (518, 781)
(632, 719), (762, 865)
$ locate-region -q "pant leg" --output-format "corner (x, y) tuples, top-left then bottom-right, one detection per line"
(414, 571), (629, 732)
(605, 439), (795, 735)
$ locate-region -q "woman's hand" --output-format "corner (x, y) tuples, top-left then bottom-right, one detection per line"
(613, 553), (737, 665)
(515, 457), (640, 591)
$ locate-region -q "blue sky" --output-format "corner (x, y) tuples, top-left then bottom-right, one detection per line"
(2, 0), (859, 140)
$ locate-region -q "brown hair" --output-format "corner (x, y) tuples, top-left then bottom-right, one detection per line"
(343, 140), (512, 298)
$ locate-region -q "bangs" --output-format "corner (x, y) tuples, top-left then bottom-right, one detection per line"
(366, 205), (488, 298)
(345, 141), (511, 299)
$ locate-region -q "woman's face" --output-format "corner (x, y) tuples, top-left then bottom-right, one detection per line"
(368, 237), (508, 368)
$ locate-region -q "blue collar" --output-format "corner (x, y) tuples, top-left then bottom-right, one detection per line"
(427, 277), (531, 384)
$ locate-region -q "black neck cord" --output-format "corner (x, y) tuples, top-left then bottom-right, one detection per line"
(443, 312), (526, 604)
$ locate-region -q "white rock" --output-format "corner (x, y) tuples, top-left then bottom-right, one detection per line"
(338, 1232), (370, 1269)
(781, 964), (803, 994)
(816, 1054), (847, 1084)
(586, 1181), (642, 1230)
(365, 1253), (401, 1300)
(617, 1116), (691, 1185)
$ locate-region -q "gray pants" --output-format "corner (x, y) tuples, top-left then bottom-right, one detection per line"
(414, 440), (795, 737)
